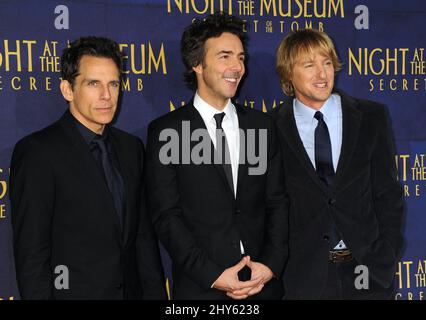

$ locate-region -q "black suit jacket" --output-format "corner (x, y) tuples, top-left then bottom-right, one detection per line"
(271, 91), (404, 299)
(9, 110), (167, 300)
(146, 101), (288, 299)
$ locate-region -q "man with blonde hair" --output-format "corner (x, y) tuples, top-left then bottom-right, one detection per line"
(272, 29), (404, 299)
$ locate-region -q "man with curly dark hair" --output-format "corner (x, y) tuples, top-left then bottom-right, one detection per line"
(146, 12), (288, 300)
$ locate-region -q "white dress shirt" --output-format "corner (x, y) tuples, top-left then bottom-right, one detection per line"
(193, 93), (246, 259)
(193, 92), (240, 198)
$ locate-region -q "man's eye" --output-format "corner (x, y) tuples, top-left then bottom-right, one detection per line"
(88, 81), (98, 86)
(110, 82), (120, 87)
(305, 64), (313, 68)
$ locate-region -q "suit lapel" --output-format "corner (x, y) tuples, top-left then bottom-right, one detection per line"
(276, 93), (363, 192)
(109, 132), (132, 246)
(235, 104), (248, 200)
(276, 99), (330, 194)
(185, 102), (235, 202)
(58, 111), (124, 242)
(333, 92), (362, 187)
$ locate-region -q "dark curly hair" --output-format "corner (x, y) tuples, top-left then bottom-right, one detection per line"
(180, 12), (247, 90)
(61, 36), (123, 87)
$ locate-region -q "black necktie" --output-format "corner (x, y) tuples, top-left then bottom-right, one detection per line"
(214, 114), (248, 278)
(213, 112), (234, 196)
(91, 136), (125, 230)
(314, 111), (341, 247)
(314, 111), (335, 187)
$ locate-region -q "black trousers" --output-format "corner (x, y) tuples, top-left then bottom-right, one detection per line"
(319, 260), (395, 300)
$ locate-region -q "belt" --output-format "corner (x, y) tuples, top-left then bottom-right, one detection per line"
(329, 249), (353, 264)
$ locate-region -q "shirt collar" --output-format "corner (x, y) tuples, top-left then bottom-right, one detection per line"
(193, 92), (236, 127)
(73, 115), (109, 145)
(294, 93), (341, 122)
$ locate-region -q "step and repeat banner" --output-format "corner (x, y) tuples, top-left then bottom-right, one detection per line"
(0, 0), (424, 300)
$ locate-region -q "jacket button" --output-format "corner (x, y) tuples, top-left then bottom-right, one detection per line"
(116, 283), (123, 290)
(231, 241), (238, 248)
(235, 209), (241, 214)
(328, 198), (336, 205)
(323, 234), (330, 241)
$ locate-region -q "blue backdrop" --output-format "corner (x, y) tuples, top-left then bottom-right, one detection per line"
(0, 0), (424, 300)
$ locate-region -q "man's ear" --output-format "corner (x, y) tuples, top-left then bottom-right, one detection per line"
(193, 63), (203, 75)
(60, 80), (74, 102)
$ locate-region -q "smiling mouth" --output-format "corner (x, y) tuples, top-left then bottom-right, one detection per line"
(224, 77), (238, 84)
(313, 82), (328, 88)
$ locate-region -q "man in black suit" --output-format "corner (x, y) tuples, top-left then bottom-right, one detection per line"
(9, 37), (166, 299)
(146, 13), (288, 300)
(272, 29), (404, 299)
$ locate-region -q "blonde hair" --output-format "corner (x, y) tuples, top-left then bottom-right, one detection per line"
(276, 29), (342, 96)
